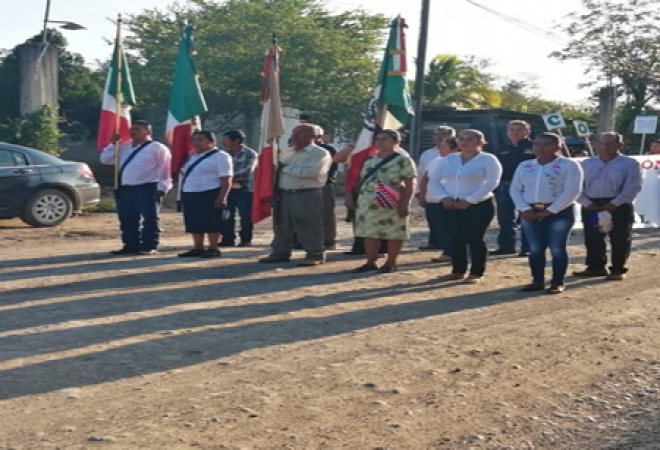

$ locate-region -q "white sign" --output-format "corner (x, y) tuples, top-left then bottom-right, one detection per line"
(573, 156), (660, 229)
(542, 112), (567, 130)
(573, 121), (591, 137)
(633, 115), (658, 135)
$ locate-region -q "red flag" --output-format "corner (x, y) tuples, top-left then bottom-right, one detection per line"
(251, 45), (285, 224)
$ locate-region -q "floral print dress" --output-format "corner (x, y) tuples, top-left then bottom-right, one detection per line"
(355, 153), (417, 240)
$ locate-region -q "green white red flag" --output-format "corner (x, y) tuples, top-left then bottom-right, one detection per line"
(96, 34), (136, 151)
(345, 16), (414, 194)
(166, 25), (208, 177)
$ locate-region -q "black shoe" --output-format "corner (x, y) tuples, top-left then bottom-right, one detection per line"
(324, 242), (337, 250)
(351, 263), (379, 273)
(200, 249), (221, 258)
(291, 243), (304, 250)
(490, 249), (516, 255)
(218, 241), (235, 248)
(572, 268), (609, 277)
(343, 250), (365, 256)
(379, 265), (397, 273)
(178, 248), (205, 258)
(138, 249), (158, 256)
(238, 242), (252, 247)
(520, 282), (545, 292)
(110, 248), (139, 255)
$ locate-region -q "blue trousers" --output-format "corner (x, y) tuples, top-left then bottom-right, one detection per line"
(426, 202), (452, 256)
(520, 207), (575, 285)
(114, 183), (161, 251)
(222, 188), (254, 244)
(495, 186), (529, 252)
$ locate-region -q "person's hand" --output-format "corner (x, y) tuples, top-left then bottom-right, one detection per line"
(397, 204), (410, 218)
(111, 133), (122, 144)
(345, 196), (356, 210)
(535, 210), (553, 220)
(454, 200), (472, 210)
(441, 198), (456, 209)
(520, 210), (536, 221)
(602, 203), (617, 212)
(584, 204), (601, 212)
(153, 191), (165, 200)
(215, 197), (228, 209)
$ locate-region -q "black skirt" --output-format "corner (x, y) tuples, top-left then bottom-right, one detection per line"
(182, 188), (226, 233)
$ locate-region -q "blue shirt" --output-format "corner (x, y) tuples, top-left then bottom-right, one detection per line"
(577, 155), (642, 206)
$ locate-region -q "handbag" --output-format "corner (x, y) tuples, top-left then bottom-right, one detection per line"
(374, 181), (402, 209)
(346, 153), (401, 222)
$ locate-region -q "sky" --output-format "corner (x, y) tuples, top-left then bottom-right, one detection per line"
(1, 0), (596, 104)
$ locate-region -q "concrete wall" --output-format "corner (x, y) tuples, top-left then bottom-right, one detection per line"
(18, 43), (59, 115)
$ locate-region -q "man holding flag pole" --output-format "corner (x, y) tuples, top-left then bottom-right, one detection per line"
(100, 15), (172, 256)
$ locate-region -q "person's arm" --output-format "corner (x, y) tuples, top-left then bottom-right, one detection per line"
(333, 144), (354, 163)
(426, 158), (452, 202)
(610, 160), (643, 206)
(280, 150), (331, 179)
(463, 155), (503, 204)
(99, 140), (119, 165)
(397, 176), (415, 218)
(509, 165), (531, 212)
(216, 176), (232, 208)
(155, 143), (173, 195)
(547, 161), (584, 214)
(576, 160), (596, 208)
(418, 172), (430, 205)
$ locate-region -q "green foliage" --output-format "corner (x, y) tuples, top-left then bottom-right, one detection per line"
(423, 55), (501, 108)
(0, 30), (102, 139)
(0, 106), (63, 155)
(551, 0), (660, 134)
(124, 0), (388, 138)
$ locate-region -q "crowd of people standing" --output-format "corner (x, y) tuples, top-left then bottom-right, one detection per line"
(100, 118), (644, 294)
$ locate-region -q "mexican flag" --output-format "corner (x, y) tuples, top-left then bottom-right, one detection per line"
(166, 25), (208, 177)
(96, 35), (136, 151)
(251, 44), (285, 224)
(345, 16), (414, 194)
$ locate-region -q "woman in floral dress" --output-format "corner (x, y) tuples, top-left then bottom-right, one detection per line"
(350, 130), (416, 273)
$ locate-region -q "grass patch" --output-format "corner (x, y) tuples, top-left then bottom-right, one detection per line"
(86, 198), (117, 213)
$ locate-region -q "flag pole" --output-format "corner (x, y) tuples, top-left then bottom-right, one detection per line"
(113, 14), (124, 189)
(271, 33), (280, 197)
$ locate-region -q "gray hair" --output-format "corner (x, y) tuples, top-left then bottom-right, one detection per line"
(435, 126), (456, 137)
(598, 132), (624, 144)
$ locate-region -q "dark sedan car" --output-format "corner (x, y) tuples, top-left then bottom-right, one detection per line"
(0, 142), (100, 227)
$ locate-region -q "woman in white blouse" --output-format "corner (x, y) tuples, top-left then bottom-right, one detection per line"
(510, 132), (583, 294)
(426, 129), (502, 282)
(178, 131), (233, 258)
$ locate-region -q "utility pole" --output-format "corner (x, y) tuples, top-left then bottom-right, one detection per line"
(409, 0), (430, 159)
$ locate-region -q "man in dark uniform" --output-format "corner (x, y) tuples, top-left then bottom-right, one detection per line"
(491, 120), (535, 256)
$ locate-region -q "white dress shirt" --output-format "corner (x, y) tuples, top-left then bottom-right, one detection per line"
(181, 149), (233, 193)
(416, 147), (440, 193)
(509, 156), (584, 214)
(100, 140), (172, 192)
(426, 152), (502, 204)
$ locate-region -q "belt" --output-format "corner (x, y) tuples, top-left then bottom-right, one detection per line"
(588, 197), (615, 206)
(119, 182), (157, 188)
(280, 188), (321, 193)
(529, 203), (552, 211)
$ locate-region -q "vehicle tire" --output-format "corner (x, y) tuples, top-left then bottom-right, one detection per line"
(20, 189), (73, 227)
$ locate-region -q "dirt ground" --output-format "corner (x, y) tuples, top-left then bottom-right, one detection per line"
(1, 202), (660, 449)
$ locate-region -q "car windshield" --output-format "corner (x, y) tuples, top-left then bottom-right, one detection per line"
(0, 143), (64, 165)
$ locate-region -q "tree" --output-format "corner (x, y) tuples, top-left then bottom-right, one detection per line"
(0, 106), (63, 155)
(124, 0), (388, 138)
(423, 55), (501, 108)
(551, 0), (660, 134)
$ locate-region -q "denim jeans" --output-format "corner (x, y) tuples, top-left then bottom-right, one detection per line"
(520, 207), (575, 285)
(223, 188), (254, 244)
(114, 183), (161, 251)
(426, 202), (452, 256)
(495, 186), (529, 252)
(440, 198), (495, 276)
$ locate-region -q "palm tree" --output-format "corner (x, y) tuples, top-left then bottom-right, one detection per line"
(423, 55), (501, 108)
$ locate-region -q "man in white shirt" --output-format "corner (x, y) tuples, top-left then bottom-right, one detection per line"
(100, 120), (172, 255)
(416, 126), (456, 250)
(259, 124), (332, 266)
(510, 133), (583, 294)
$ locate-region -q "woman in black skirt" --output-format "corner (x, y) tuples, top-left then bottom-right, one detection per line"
(178, 130), (233, 258)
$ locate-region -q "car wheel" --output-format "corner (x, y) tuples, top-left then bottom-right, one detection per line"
(21, 189), (73, 227)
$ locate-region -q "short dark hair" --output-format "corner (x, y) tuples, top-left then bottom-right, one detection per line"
(223, 129), (245, 144)
(536, 132), (561, 146)
(378, 129), (401, 142)
(132, 120), (151, 128)
(192, 130), (216, 142)
(443, 137), (458, 150)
